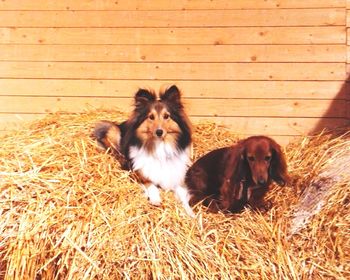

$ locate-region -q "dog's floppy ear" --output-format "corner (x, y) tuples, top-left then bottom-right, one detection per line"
(236, 142), (249, 183)
(220, 143), (249, 210)
(160, 85), (183, 109)
(269, 140), (289, 186)
(227, 141), (249, 184)
(134, 88), (156, 109)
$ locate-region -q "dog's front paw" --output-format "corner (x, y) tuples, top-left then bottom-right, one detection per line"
(185, 207), (195, 218)
(145, 184), (162, 206)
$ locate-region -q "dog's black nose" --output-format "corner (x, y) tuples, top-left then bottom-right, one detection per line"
(155, 129), (163, 137)
(258, 179), (266, 186)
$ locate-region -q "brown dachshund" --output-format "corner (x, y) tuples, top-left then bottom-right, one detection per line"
(185, 136), (289, 213)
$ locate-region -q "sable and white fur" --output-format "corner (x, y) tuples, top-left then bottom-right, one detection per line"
(94, 85), (194, 217)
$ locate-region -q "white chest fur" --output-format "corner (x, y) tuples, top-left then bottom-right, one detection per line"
(129, 143), (190, 191)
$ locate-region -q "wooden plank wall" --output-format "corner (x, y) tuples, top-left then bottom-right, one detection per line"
(0, 0), (349, 145)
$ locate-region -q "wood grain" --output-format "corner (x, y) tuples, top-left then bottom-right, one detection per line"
(0, 45), (345, 63)
(0, 0), (345, 10)
(0, 1), (348, 144)
(0, 96), (346, 118)
(0, 79), (346, 99)
(0, 9), (344, 28)
(0, 62), (344, 80)
(1, 27), (344, 45)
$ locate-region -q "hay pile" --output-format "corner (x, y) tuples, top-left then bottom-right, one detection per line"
(0, 109), (349, 279)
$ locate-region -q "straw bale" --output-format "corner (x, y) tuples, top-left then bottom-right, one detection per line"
(0, 109), (348, 279)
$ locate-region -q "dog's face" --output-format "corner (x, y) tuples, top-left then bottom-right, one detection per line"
(130, 85), (190, 150)
(244, 137), (273, 187)
(240, 136), (288, 187)
(136, 102), (181, 142)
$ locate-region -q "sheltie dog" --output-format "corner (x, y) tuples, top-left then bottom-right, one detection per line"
(94, 85), (194, 217)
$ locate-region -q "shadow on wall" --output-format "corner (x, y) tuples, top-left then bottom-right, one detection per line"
(309, 74), (350, 135)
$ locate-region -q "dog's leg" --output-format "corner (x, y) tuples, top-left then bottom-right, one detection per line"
(143, 184), (162, 206)
(175, 186), (195, 218)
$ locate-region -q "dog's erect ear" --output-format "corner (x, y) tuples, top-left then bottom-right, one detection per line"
(134, 88), (156, 108)
(160, 85), (183, 108)
(269, 140), (290, 186)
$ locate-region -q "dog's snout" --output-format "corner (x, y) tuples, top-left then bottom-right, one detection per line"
(155, 129), (163, 137)
(258, 178), (267, 186)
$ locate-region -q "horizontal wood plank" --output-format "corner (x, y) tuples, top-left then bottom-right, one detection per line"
(191, 116), (349, 136)
(0, 79), (346, 99)
(0, 96), (346, 118)
(1, 27), (345, 45)
(0, 113), (347, 139)
(0, 0), (345, 10)
(0, 62), (344, 80)
(0, 45), (345, 63)
(0, 9), (344, 28)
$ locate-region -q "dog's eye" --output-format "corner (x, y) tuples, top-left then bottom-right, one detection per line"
(148, 114), (155, 120)
(265, 156), (271, 161)
(163, 113), (170, 120)
(248, 156), (255, 162)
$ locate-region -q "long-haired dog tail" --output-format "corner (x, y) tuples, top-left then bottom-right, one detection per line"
(93, 121), (121, 152)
